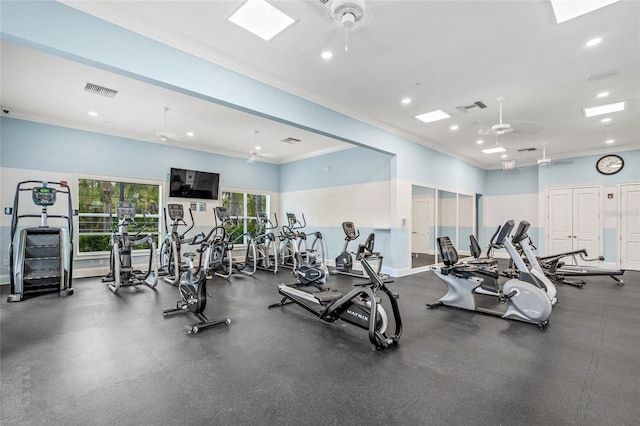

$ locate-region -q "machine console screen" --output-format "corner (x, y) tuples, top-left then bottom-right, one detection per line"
(32, 187), (57, 206)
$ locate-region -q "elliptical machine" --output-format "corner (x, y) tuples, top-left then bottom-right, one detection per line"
(285, 212), (327, 266)
(163, 226), (231, 334)
(428, 219), (554, 329)
(332, 222), (387, 280)
(251, 212), (280, 273)
(268, 238), (402, 351)
(213, 206), (257, 277)
(159, 203), (194, 285)
(6, 180), (75, 302)
(102, 201), (158, 293)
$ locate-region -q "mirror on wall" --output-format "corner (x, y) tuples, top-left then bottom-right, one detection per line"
(411, 187), (476, 270)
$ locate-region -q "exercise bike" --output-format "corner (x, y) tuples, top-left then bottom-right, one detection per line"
(428, 219), (554, 329)
(332, 221), (388, 281)
(163, 226), (231, 334)
(268, 239), (402, 351)
(159, 203), (194, 285)
(102, 201), (158, 293)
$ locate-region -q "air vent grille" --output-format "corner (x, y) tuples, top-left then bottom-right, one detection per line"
(84, 83), (118, 98)
(517, 147), (538, 152)
(455, 100), (487, 113)
(281, 137), (302, 144)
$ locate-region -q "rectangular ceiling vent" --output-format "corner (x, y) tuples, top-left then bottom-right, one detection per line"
(281, 137), (302, 144)
(84, 82), (118, 98)
(304, 0), (332, 21)
(455, 100), (487, 113)
(517, 147), (538, 152)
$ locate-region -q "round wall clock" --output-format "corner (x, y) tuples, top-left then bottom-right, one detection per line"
(596, 154), (624, 175)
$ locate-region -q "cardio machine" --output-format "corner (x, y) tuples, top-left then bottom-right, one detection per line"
(251, 212), (280, 273)
(332, 221), (387, 280)
(213, 206), (257, 277)
(6, 180), (75, 302)
(285, 212), (327, 266)
(163, 226), (231, 334)
(268, 239), (402, 351)
(159, 203), (194, 285)
(535, 245), (624, 288)
(102, 201), (158, 293)
(428, 219), (554, 329)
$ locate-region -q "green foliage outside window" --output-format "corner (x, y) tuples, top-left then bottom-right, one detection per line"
(78, 178), (161, 253)
(222, 191), (268, 243)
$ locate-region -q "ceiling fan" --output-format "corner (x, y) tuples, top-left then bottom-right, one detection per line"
(154, 106), (178, 144)
(246, 130), (275, 163)
(477, 97), (544, 139)
(305, 0), (373, 51)
(537, 143), (553, 166)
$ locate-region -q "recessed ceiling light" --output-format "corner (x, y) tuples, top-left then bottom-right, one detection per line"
(415, 110), (450, 124)
(255, 146), (262, 150)
(88, 111), (98, 117)
(597, 91), (610, 98)
(605, 139), (615, 144)
(585, 37), (602, 47)
(186, 132), (195, 137)
(228, 0), (295, 41)
(476, 139), (484, 145)
(584, 101), (625, 117)
(501, 154), (508, 158)
(450, 125), (459, 131)
(551, 0), (620, 24)
(482, 147), (506, 154)
(321, 51), (333, 60)
(601, 117), (612, 123)
(401, 98), (411, 105)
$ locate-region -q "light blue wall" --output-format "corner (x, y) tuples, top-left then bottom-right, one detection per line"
(1, 117), (280, 191)
(486, 166), (539, 196)
(484, 149), (639, 261)
(279, 147), (391, 192)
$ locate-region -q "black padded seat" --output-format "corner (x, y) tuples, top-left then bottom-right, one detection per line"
(314, 290), (343, 303)
(468, 235), (498, 268)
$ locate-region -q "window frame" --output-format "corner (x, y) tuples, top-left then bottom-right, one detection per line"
(220, 188), (271, 245)
(74, 174), (164, 257)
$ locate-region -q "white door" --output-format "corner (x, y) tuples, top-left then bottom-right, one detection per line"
(620, 183), (640, 270)
(547, 186), (601, 265)
(412, 197), (430, 254)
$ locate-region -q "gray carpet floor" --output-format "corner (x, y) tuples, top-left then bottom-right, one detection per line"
(1, 267), (638, 425)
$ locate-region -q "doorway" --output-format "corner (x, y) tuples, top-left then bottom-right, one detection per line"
(546, 185), (602, 265)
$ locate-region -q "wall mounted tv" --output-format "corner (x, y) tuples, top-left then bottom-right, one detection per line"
(169, 167), (220, 200)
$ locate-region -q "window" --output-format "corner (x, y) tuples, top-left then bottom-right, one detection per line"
(77, 177), (162, 254)
(221, 191), (269, 244)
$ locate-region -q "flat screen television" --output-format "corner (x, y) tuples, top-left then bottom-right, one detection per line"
(169, 167), (220, 200)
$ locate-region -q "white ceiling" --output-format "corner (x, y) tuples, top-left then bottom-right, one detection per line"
(2, 0), (639, 169)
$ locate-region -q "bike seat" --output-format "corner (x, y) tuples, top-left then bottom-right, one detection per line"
(183, 252), (197, 260)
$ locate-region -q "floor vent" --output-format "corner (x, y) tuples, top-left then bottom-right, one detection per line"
(84, 82), (118, 98)
(455, 100), (487, 113)
(281, 137), (302, 144)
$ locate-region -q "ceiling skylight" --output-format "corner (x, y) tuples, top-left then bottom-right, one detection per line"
(583, 101), (625, 117)
(415, 110), (450, 124)
(551, 0), (621, 24)
(482, 147), (506, 154)
(229, 0), (295, 41)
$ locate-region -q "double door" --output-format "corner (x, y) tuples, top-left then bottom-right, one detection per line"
(546, 186), (601, 265)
